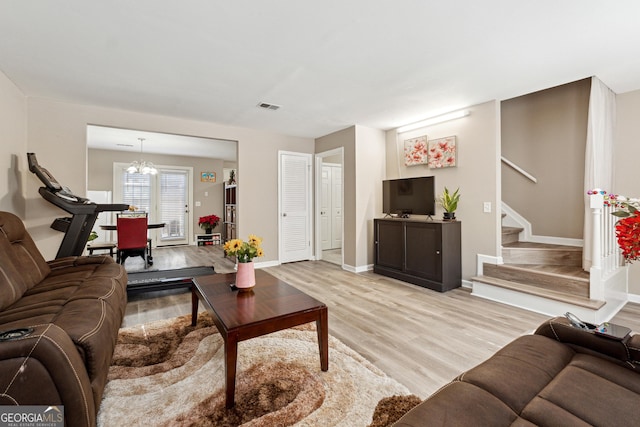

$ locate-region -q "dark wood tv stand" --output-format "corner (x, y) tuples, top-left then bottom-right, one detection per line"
(374, 218), (461, 292)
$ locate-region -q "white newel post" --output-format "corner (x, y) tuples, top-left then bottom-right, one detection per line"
(589, 192), (604, 300)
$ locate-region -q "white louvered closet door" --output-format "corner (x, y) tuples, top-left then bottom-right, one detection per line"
(279, 151), (312, 263)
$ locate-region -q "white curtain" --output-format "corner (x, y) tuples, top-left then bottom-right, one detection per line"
(583, 76), (616, 270)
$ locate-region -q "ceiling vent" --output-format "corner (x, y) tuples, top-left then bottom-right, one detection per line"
(257, 102), (281, 111)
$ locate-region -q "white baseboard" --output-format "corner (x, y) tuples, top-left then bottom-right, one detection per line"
(501, 202), (582, 247)
(527, 235), (583, 247)
(255, 260), (280, 269)
(344, 263), (372, 273)
(472, 280), (619, 324)
(628, 293), (640, 304)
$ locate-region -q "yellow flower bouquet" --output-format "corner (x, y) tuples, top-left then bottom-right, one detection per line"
(223, 234), (264, 263)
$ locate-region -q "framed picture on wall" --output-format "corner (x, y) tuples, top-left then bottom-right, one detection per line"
(200, 172), (216, 182)
(404, 135), (428, 166)
(428, 136), (457, 168)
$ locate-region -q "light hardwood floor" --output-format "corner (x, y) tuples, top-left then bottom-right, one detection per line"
(122, 245), (640, 398)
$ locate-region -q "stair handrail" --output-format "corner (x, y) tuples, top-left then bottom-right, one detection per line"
(501, 157), (537, 183)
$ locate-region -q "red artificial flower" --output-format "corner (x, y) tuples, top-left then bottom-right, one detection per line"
(198, 214), (220, 227)
(615, 211), (640, 262)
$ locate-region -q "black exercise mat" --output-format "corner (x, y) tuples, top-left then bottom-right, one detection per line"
(126, 266), (215, 294)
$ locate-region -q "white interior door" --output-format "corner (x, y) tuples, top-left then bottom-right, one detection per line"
(320, 166), (331, 250)
(314, 148), (344, 265)
(321, 164), (342, 250)
(156, 168), (191, 246)
(279, 151), (312, 263)
(330, 165), (342, 249)
(113, 163), (193, 246)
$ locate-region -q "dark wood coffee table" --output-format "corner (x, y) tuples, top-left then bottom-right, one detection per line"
(191, 269), (328, 408)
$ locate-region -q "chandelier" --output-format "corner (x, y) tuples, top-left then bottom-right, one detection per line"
(127, 138), (157, 174)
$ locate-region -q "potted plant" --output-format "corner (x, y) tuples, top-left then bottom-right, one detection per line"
(439, 187), (460, 221)
(198, 214), (220, 234)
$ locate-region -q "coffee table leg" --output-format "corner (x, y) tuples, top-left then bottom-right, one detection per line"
(191, 285), (199, 326)
(317, 306), (329, 371)
(225, 333), (239, 408)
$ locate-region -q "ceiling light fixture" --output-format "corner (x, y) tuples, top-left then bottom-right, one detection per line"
(397, 109), (470, 133)
(126, 138), (157, 175)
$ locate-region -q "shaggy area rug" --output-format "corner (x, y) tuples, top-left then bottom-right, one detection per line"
(97, 313), (420, 426)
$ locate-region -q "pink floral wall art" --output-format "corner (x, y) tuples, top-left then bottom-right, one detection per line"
(403, 135), (428, 166)
(428, 136), (457, 168)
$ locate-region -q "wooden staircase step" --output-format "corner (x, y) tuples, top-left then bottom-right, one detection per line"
(483, 263), (589, 299)
(495, 215), (602, 315)
(502, 242), (582, 266)
(502, 226), (523, 245)
(471, 275), (605, 310)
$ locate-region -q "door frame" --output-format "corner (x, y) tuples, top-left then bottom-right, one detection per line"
(314, 147), (344, 265)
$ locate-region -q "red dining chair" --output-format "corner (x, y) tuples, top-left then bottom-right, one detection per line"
(116, 213), (150, 268)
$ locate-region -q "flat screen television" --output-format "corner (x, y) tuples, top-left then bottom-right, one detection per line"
(383, 176), (435, 217)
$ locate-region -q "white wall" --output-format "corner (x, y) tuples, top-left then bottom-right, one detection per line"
(0, 70), (27, 215)
(355, 125), (386, 268)
(24, 97), (314, 261)
(385, 101), (501, 282)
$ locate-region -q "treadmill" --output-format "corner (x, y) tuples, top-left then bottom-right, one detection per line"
(27, 153), (129, 259)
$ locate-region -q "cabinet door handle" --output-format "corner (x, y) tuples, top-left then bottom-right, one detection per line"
(436, 250), (441, 255)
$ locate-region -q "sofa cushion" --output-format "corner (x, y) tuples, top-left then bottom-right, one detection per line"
(521, 353), (640, 426)
(0, 212), (51, 310)
(459, 334), (574, 413)
(0, 237), (29, 311)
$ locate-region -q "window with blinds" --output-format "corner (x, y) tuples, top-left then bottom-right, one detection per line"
(122, 173), (151, 212)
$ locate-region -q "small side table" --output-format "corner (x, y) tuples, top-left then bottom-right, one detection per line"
(87, 242), (116, 257)
(196, 233), (221, 246)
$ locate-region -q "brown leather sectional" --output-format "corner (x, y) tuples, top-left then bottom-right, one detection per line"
(0, 211), (127, 427)
(395, 316), (640, 426)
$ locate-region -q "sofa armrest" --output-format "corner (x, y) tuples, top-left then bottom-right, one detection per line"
(535, 317), (635, 367)
(0, 323), (96, 427)
(627, 335), (640, 366)
(47, 255), (115, 270)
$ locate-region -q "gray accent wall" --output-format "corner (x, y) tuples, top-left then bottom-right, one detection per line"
(501, 78), (590, 239)
(0, 70), (26, 216)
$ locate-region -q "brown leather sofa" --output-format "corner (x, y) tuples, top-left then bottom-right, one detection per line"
(0, 211), (127, 427)
(395, 316), (640, 426)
